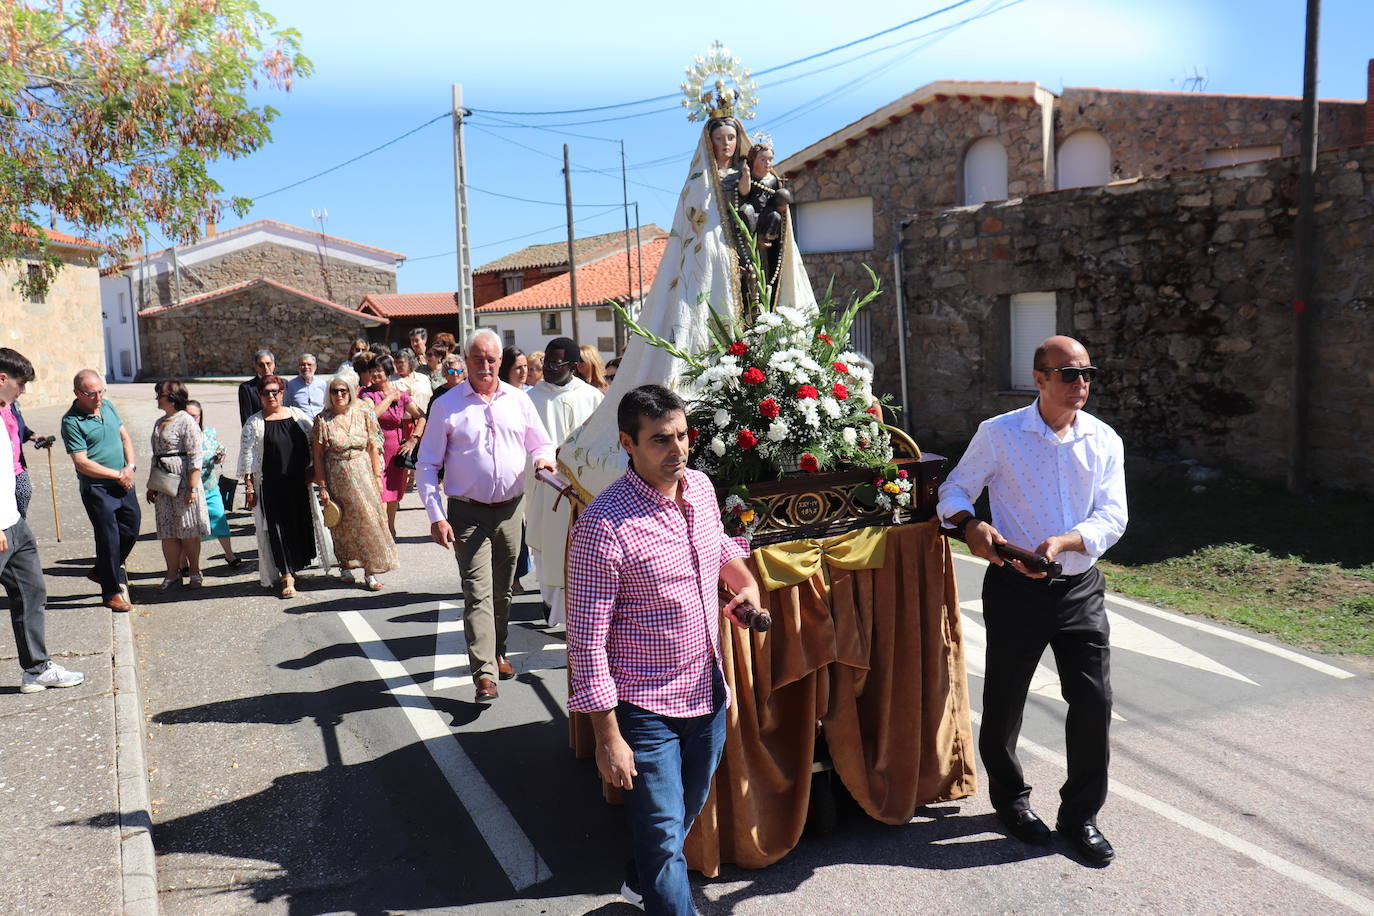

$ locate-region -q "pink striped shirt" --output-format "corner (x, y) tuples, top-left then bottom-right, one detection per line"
(566, 467), (749, 717)
(416, 380), (554, 522)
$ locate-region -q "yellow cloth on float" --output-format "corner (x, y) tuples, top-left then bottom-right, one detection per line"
(753, 525), (889, 593)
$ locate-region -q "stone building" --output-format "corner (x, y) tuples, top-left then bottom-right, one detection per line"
(357, 292), (463, 347)
(102, 219), (404, 378)
(1, 228), (105, 408)
(772, 68), (1374, 491)
(472, 225), (664, 307)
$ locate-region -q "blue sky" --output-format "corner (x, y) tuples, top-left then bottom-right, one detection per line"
(195, 0), (1373, 294)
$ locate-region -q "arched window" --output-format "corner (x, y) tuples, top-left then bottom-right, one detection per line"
(962, 137), (1008, 206)
(1057, 130), (1111, 189)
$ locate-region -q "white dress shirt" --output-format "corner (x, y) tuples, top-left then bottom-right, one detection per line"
(937, 400), (1127, 575)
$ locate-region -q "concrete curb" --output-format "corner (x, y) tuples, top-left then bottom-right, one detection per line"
(112, 612), (159, 915)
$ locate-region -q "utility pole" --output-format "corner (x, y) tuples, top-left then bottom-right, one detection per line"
(563, 144), (580, 345)
(1289, 0), (1320, 493)
(634, 201), (644, 314)
(452, 85), (475, 343)
(616, 139), (631, 354)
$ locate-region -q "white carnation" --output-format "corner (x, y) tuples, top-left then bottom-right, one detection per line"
(767, 420), (789, 442)
(820, 397), (841, 418)
(843, 427), (857, 446)
(713, 408), (731, 428)
(710, 436), (727, 457)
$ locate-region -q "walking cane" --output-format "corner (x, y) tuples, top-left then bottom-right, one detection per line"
(45, 443), (61, 541)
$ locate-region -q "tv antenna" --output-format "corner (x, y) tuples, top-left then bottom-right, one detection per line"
(1177, 65), (1209, 92)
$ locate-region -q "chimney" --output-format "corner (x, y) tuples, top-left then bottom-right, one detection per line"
(1366, 59), (1374, 144)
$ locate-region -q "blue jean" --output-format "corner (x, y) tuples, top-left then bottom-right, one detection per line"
(618, 673), (726, 916)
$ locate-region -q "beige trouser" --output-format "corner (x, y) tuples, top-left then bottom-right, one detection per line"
(448, 494), (525, 681)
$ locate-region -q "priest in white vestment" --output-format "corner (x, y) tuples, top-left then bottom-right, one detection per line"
(525, 337), (604, 627)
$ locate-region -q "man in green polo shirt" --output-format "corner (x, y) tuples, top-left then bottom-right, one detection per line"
(60, 369), (140, 612)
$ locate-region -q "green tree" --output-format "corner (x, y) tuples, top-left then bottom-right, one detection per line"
(0, 0), (310, 297)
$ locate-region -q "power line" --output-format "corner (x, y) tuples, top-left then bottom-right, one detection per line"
(469, 183), (624, 208)
(407, 204), (626, 261)
(467, 0), (982, 117)
(468, 123), (675, 196)
(254, 112), (448, 200)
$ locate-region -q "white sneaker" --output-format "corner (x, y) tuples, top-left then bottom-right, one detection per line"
(619, 882), (644, 911)
(20, 662), (85, 694)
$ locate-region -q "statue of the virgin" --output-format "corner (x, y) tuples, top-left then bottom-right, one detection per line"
(557, 43), (819, 501)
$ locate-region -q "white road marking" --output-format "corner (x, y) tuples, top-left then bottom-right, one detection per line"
(1108, 610), (1259, 685)
(952, 553), (1354, 679)
(959, 602), (1125, 720)
(971, 710), (1374, 915)
(339, 611), (553, 892)
(433, 601), (468, 691)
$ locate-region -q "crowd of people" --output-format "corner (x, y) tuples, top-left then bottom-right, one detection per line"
(1, 325), (1127, 914)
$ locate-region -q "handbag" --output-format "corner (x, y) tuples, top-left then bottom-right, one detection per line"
(392, 449), (419, 471)
(147, 450), (187, 497)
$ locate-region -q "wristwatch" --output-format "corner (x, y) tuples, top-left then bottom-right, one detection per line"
(955, 515), (981, 534)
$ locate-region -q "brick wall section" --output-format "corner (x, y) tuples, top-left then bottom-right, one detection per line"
(786, 95), (1050, 389)
(1367, 61), (1374, 144)
(1056, 89), (1366, 178)
(137, 241), (395, 312)
(140, 286), (379, 378)
(895, 144), (1374, 492)
(474, 265), (567, 307)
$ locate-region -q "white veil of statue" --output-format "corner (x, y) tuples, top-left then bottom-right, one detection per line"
(557, 119), (819, 501)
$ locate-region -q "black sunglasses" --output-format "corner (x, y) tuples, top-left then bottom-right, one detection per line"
(1039, 366), (1098, 383)
(261, 388), (283, 396)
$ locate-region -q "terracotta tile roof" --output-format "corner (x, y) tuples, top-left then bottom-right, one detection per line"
(139, 277), (387, 325)
(477, 234), (668, 313)
(359, 291), (461, 319)
(9, 223), (105, 251)
(474, 225), (666, 275)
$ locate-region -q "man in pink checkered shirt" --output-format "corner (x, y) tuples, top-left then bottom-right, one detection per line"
(567, 384), (761, 915)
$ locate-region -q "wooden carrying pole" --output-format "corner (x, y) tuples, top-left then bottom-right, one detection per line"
(564, 144), (580, 344)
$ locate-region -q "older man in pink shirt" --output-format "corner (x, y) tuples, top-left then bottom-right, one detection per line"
(417, 329), (555, 702)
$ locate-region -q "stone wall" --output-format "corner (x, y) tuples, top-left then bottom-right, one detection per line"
(140, 285), (380, 378)
(136, 241), (395, 311)
(1056, 89), (1366, 178)
(786, 94), (1052, 390)
(895, 144), (1374, 493)
(0, 253), (103, 408)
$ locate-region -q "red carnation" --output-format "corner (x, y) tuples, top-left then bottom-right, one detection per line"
(833, 383), (849, 401)
(795, 384), (819, 400)
(800, 453), (819, 473)
(897, 469), (909, 479)
(737, 429), (758, 449)
(742, 367), (766, 386)
(727, 341), (748, 356)
(688, 427), (699, 444)
(865, 404), (880, 416)
(758, 398), (780, 419)
(832, 361), (849, 374)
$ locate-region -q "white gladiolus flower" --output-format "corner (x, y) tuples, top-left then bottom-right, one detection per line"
(713, 408), (731, 428)
(710, 436), (727, 457)
(767, 420), (789, 441)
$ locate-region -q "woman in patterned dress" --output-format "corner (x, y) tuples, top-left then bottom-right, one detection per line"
(185, 400), (240, 569)
(312, 375), (397, 590)
(358, 353), (425, 540)
(145, 379), (210, 590)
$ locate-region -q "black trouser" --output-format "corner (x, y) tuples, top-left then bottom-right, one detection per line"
(980, 563), (1112, 827)
(80, 483), (141, 601)
(1, 519), (50, 674)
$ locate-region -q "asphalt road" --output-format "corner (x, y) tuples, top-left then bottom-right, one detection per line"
(119, 382), (1374, 915)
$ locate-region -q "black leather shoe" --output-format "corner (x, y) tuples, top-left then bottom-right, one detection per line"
(997, 808), (1052, 845)
(1057, 821), (1115, 864)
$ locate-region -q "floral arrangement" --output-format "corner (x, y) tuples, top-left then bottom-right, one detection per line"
(854, 464), (913, 514)
(615, 262), (893, 494)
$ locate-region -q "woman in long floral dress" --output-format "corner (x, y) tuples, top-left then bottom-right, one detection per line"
(145, 379), (210, 590)
(312, 374), (397, 590)
(358, 353), (425, 540)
